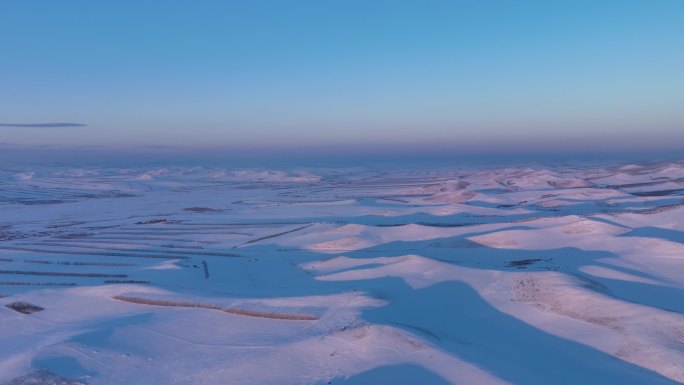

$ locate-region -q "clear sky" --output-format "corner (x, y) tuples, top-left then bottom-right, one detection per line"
(1, 1), (683, 154)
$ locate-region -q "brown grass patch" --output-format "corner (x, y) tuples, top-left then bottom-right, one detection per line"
(224, 307), (317, 321)
(113, 295), (221, 310)
(112, 295), (317, 320)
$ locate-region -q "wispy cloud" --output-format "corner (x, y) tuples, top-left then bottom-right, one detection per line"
(0, 122), (86, 128)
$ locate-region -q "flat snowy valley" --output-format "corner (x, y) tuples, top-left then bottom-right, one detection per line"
(2, 160), (684, 385)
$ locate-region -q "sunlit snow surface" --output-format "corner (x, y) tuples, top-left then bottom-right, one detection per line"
(1, 161), (684, 385)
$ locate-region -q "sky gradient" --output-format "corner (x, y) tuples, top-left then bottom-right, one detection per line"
(1, 1), (683, 153)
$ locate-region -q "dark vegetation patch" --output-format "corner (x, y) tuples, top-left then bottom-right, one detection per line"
(202, 260), (209, 278)
(57, 235), (217, 244)
(6, 301), (44, 314)
(71, 191), (137, 199)
(0, 246), (189, 260)
(0, 229), (35, 241)
(98, 230), (248, 235)
(17, 199), (69, 205)
(54, 232), (93, 239)
(0, 269), (127, 278)
(28, 242), (239, 258)
(507, 258), (543, 268)
(233, 224), (313, 248)
(136, 219), (182, 225)
(636, 204), (684, 214)
(0, 281), (76, 286)
(57, 261), (136, 267)
(631, 189), (684, 197)
(104, 280), (150, 284)
(183, 207), (227, 213)
(160, 244), (204, 249)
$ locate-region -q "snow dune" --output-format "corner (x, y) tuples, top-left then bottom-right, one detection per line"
(1, 160), (683, 384)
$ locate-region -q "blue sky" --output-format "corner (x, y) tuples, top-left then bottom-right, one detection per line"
(1, 1), (683, 153)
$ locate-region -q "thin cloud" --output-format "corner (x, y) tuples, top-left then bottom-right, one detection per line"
(0, 123), (86, 128)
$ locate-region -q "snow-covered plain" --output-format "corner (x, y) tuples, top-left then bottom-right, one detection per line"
(1, 160), (684, 384)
